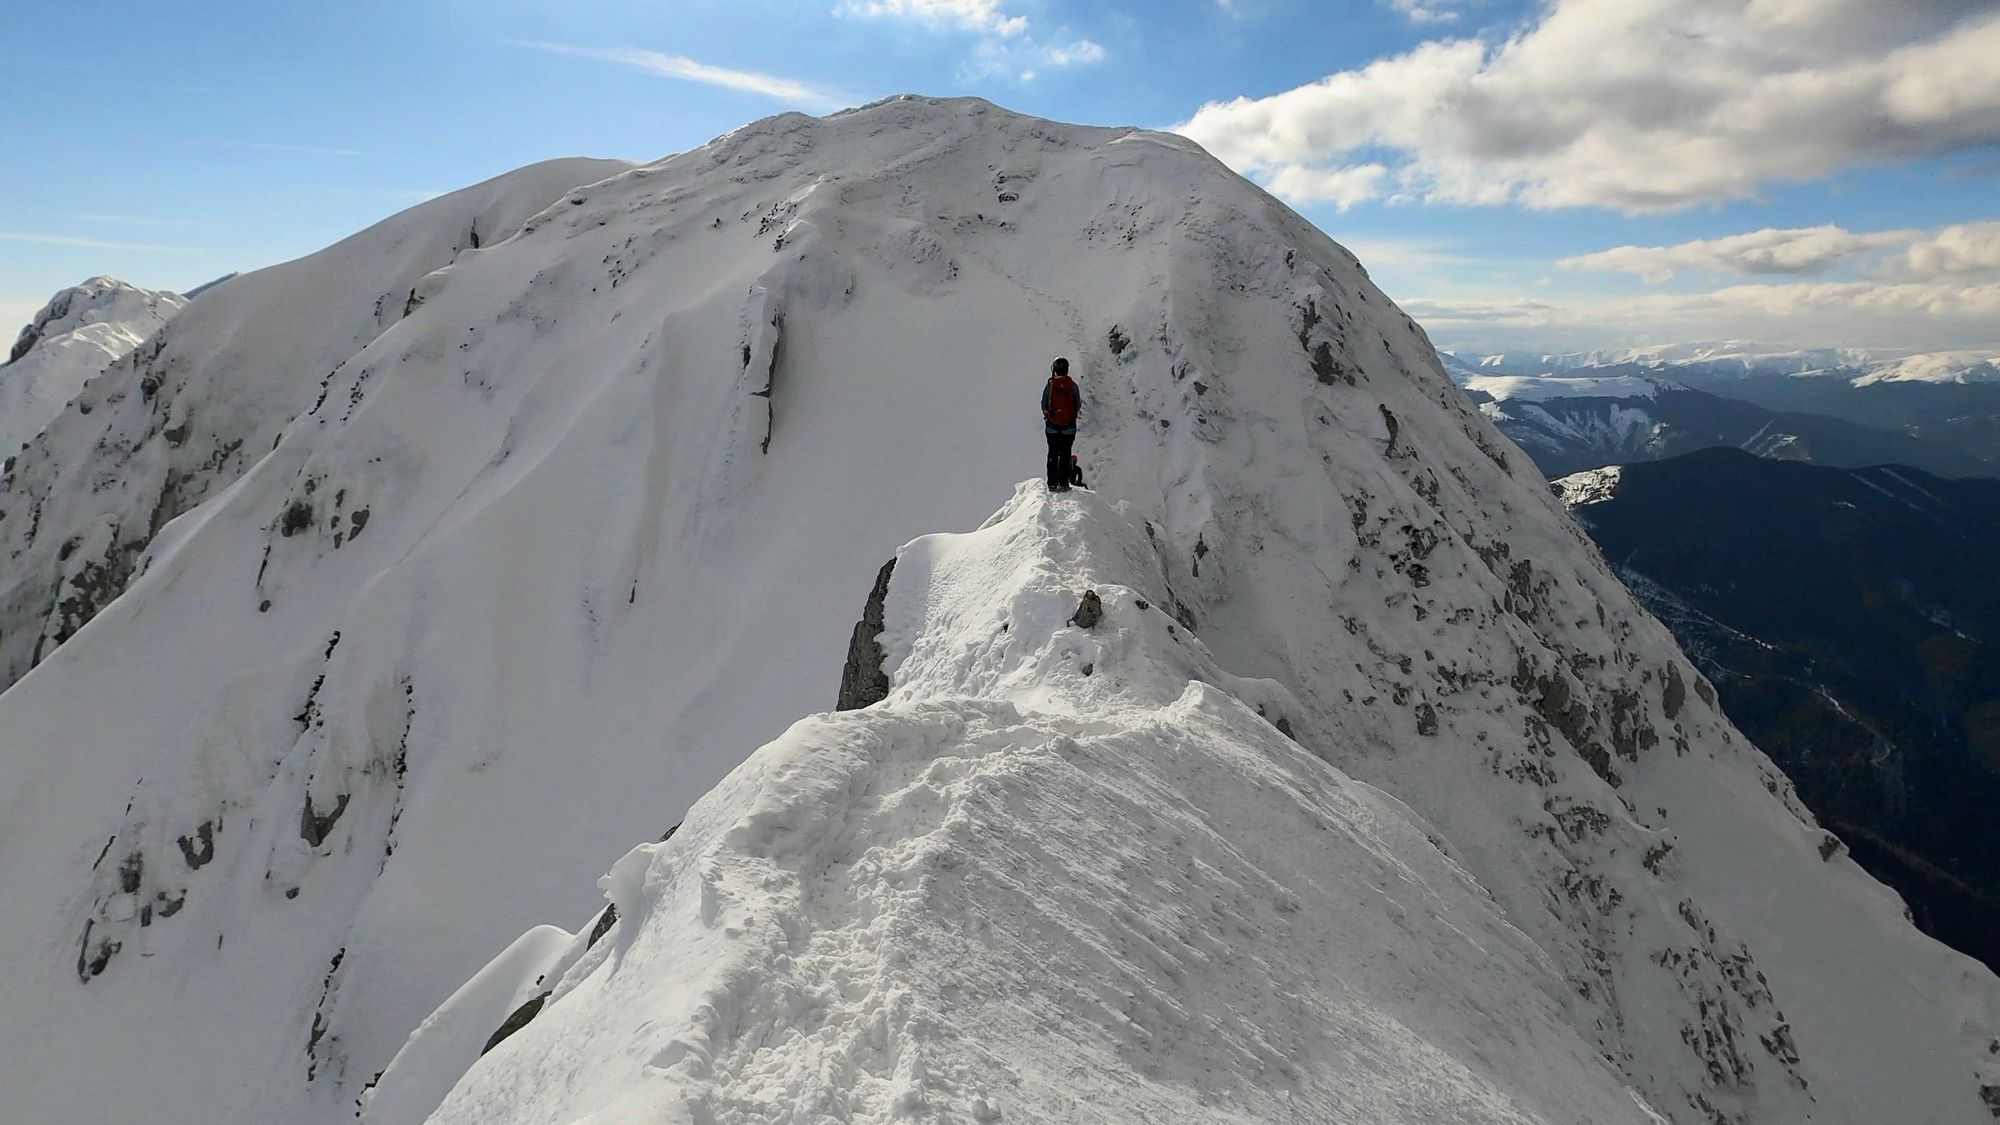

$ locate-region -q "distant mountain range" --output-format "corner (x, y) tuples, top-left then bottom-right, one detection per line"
(1462, 376), (1995, 479)
(1440, 346), (2000, 478)
(1450, 341), (2000, 385)
(1559, 449), (2000, 973)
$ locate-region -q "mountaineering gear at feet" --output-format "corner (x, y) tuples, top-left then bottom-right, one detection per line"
(1068, 455), (1088, 490)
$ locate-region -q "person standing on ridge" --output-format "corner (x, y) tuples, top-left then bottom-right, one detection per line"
(1042, 357), (1081, 492)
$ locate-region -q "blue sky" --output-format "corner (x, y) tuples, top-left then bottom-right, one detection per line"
(4, 0), (1997, 352)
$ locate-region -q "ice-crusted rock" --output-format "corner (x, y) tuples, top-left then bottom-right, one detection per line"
(836, 558), (897, 711)
(0, 96), (1993, 1124)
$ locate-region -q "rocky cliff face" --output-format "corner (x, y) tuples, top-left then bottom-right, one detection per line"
(0, 98), (1992, 1124)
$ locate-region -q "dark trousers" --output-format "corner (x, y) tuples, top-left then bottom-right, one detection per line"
(1045, 430), (1075, 490)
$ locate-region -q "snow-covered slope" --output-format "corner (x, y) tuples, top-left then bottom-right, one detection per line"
(0, 96), (1995, 1124)
(377, 483), (1667, 1124)
(0, 156), (632, 690)
(0, 277), (185, 457)
(1855, 351), (2000, 386)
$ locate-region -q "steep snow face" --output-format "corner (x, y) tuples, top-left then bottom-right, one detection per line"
(0, 96), (1995, 1124)
(0, 277), (185, 457)
(0, 157), (632, 691)
(388, 485), (1667, 1125)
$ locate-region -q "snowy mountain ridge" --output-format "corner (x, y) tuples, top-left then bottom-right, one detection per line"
(0, 276), (185, 458)
(1445, 343), (2000, 386)
(0, 96), (1994, 1124)
(372, 482), (1674, 1125)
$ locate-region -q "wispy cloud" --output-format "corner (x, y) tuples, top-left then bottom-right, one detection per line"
(839, 0), (1106, 80)
(518, 42), (844, 110)
(61, 211), (158, 226)
(0, 231), (204, 252)
(1384, 0), (1472, 23)
(1558, 226), (1920, 284)
(1037, 39), (1105, 68)
(1410, 280), (2000, 352)
(842, 0), (1027, 37)
(1557, 221), (2000, 284)
(198, 139), (371, 157)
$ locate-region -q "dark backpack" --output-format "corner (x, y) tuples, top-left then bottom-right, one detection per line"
(1045, 374), (1079, 427)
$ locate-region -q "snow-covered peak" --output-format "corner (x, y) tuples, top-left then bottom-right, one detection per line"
(6, 276), (182, 365)
(0, 276), (185, 457)
(0, 155), (632, 691)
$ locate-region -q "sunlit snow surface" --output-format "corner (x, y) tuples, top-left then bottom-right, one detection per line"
(0, 97), (1994, 1124)
(391, 484), (1664, 1124)
(0, 276), (184, 456)
(1467, 375), (1665, 402)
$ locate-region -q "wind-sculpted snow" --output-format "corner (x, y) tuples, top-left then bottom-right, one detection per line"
(388, 484), (1664, 1124)
(0, 96), (1995, 1123)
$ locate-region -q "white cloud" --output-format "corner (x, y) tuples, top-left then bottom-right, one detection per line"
(1896, 221), (2000, 278)
(1385, 0), (1474, 24)
(839, 0), (1106, 77)
(1176, 1), (2000, 212)
(1039, 39), (1106, 68)
(1557, 225), (1919, 283)
(1266, 163), (1390, 209)
(518, 43), (844, 110)
(1555, 220), (2000, 284)
(0, 231), (203, 253)
(841, 0), (1027, 37)
(1408, 278), (2000, 351)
